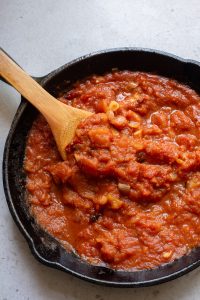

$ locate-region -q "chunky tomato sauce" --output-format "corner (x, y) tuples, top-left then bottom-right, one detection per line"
(25, 71), (200, 270)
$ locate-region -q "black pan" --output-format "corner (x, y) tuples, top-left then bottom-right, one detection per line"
(2, 48), (200, 287)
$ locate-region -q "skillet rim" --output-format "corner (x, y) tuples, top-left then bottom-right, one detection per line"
(2, 47), (200, 287)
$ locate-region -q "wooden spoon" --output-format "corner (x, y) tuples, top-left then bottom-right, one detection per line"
(0, 49), (92, 160)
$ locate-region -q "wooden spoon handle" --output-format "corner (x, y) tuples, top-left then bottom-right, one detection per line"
(0, 48), (62, 118)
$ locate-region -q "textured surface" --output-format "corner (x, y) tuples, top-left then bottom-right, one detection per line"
(0, 0), (200, 299)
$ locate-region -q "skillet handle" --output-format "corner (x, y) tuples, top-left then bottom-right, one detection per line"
(0, 47), (45, 85)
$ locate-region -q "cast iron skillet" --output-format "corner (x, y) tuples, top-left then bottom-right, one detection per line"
(2, 48), (200, 287)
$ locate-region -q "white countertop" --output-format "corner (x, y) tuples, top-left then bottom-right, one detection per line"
(1, 1), (200, 299)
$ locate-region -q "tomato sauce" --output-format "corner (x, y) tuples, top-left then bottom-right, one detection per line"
(24, 71), (200, 270)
